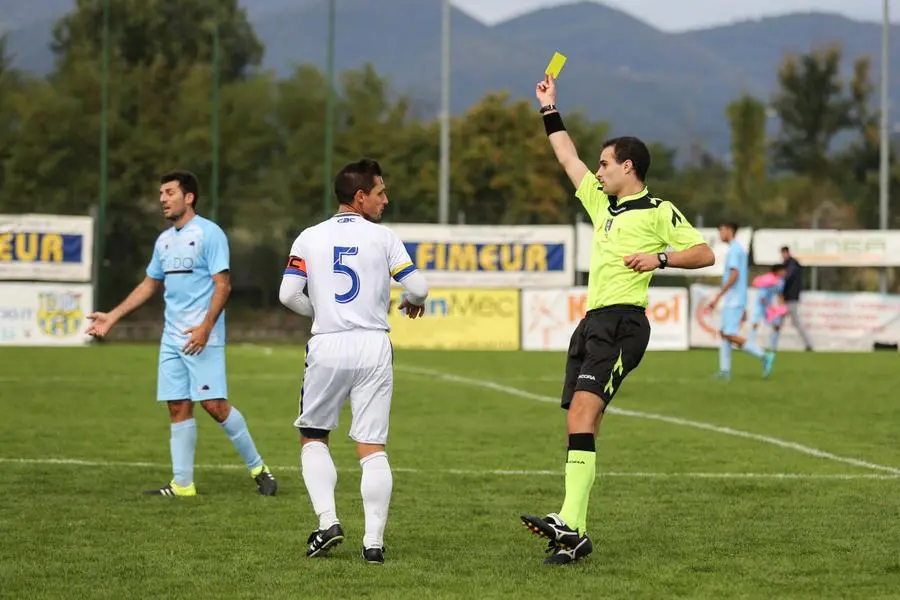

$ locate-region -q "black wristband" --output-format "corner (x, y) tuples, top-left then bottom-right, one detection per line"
(543, 111), (565, 136)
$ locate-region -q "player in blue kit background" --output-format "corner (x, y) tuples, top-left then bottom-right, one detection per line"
(86, 171), (276, 497)
(706, 221), (775, 379)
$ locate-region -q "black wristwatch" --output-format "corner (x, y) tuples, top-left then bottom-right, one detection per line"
(657, 252), (669, 269)
(539, 104), (557, 114)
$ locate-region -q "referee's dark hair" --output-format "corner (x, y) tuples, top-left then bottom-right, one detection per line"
(160, 171), (200, 208)
(601, 136), (651, 182)
(334, 158), (383, 205)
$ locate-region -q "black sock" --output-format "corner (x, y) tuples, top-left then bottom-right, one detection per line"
(568, 433), (595, 452)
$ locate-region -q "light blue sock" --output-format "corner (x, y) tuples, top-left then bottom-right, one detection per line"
(171, 418), (197, 487)
(770, 330), (781, 350)
(221, 407), (264, 471)
(719, 340), (732, 373)
(743, 340), (766, 359)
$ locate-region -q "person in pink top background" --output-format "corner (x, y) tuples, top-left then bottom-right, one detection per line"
(749, 264), (788, 351)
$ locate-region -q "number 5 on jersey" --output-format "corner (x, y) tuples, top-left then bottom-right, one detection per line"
(333, 246), (360, 303)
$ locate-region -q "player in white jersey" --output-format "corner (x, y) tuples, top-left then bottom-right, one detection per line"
(279, 158), (428, 565)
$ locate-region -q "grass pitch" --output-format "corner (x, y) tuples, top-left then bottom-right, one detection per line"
(1, 345), (898, 599)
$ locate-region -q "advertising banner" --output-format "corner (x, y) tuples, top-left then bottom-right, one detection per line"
(576, 222), (752, 277)
(0, 214), (94, 281)
(689, 284), (900, 351)
(752, 229), (900, 266)
(0, 283), (94, 346)
(387, 287), (520, 350)
(387, 224), (574, 288)
(521, 286), (689, 351)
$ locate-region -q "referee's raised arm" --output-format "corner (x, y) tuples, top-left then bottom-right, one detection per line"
(536, 75), (589, 188)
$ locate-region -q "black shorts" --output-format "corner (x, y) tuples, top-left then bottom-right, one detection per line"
(561, 305), (651, 409)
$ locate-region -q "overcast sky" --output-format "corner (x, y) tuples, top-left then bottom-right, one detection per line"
(453, 0), (892, 31)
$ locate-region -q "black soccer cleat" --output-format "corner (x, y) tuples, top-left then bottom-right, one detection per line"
(543, 533), (593, 565)
(521, 513), (581, 549)
(362, 546), (385, 564)
(306, 523), (345, 558)
(253, 465), (277, 496)
(143, 480), (196, 497)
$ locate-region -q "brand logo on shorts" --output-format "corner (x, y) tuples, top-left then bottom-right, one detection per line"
(200, 385), (210, 391)
(577, 374), (596, 381)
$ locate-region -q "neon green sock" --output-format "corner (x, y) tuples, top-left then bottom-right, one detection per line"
(558, 449), (596, 534)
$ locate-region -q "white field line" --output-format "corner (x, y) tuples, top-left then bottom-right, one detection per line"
(396, 365), (900, 476)
(0, 373), (302, 383)
(1, 457), (897, 480)
(3, 347), (898, 476)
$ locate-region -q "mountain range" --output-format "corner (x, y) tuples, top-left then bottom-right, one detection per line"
(2, 0), (898, 156)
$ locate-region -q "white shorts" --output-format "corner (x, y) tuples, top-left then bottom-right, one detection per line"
(295, 329), (393, 444)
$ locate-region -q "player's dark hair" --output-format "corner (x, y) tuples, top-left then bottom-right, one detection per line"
(780, 245), (790, 253)
(601, 136), (651, 181)
(160, 171), (200, 208)
(771, 263), (786, 273)
(718, 221), (739, 233)
(334, 158), (383, 205)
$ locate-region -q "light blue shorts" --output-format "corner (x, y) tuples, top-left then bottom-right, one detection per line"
(157, 344), (228, 402)
(719, 307), (745, 336)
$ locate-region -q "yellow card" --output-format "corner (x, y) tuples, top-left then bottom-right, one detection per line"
(545, 52), (567, 78)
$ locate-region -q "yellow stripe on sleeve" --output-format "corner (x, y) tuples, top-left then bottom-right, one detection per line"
(390, 261), (414, 277)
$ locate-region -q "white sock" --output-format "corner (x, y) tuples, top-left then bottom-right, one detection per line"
(301, 442), (339, 530)
(360, 451), (392, 549)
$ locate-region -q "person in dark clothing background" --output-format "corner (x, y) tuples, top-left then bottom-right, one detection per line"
(781, 246), (813, 351)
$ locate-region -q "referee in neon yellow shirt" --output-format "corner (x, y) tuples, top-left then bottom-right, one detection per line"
(521, 74), (716, 565)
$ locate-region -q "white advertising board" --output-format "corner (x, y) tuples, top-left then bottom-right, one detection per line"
(752, 229), (900, 267)
(521, 286), (689, 351)
(387, 224), (575, 288)
(689, 284), (900, 351)
(0, 214), (94, 281)
(0, 283), (94, 346)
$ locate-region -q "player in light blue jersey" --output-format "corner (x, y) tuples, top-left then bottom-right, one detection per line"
(749, 264), (787, 351)
(706, 221), (775, 379)
(86, 171), (276, 497)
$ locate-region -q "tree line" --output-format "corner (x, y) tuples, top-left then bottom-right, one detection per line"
(0, 0), (896, 307)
